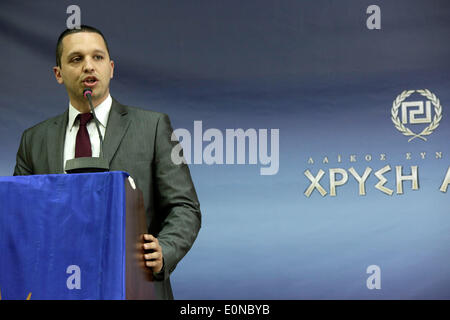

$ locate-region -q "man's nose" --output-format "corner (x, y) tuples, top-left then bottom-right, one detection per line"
(83, 57), (95, 72)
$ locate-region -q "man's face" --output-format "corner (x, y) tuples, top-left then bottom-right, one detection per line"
(53, 32), (114, 107)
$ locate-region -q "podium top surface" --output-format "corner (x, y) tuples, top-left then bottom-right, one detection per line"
(0, 170), (129, 182)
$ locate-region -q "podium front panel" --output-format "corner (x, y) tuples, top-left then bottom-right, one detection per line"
(0, 172), (130, 300)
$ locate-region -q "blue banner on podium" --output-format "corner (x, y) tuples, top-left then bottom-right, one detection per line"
(0, 171), (130, 300)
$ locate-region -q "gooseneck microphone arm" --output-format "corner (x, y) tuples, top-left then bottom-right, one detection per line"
(83, 88), (104, 158)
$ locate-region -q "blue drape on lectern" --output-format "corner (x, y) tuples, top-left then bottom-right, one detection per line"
(0, 171), (129, 300)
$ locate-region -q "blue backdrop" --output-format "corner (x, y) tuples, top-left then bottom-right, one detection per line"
(1, 0), (449, 299)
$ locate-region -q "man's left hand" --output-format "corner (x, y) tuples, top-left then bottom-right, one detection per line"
(142, 234), (163, 274)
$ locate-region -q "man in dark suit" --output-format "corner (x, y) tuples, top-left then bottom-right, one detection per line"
(13, 25), (201, 300)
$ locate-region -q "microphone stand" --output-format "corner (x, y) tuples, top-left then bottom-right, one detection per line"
(65, 89), (110, 174)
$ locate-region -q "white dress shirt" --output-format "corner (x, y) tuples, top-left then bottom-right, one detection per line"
(63, 94), (112, 172)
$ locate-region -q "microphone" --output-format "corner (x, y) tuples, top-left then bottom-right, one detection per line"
(64, 89), (110, 174)
(83, 88), (104, 158)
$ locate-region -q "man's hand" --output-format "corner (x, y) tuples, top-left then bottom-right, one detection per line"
(142, 234), (163, 274)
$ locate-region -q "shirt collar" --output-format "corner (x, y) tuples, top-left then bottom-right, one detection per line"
(68, 94), (112, 132)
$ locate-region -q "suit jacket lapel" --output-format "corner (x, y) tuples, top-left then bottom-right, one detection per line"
(47, 110), (68, 174)
(103, 98), (131, 165)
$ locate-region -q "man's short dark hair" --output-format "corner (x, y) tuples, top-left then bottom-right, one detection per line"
(55, 25), (111, 67)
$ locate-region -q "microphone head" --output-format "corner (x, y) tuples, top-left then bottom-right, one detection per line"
(83, 88), (93, 99)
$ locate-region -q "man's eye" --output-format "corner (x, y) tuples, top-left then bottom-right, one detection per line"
(94, 55), (104, 60)
(71, 57), (81, 62)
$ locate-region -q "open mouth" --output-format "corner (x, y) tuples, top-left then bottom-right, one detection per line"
(82, 76), (98, 87)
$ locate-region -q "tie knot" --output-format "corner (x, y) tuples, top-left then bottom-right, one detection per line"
(78, 113), (93, 126)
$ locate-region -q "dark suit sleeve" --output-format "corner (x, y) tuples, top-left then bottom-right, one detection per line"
(153, 113), (201, 280)
(13, 130), (33, 176)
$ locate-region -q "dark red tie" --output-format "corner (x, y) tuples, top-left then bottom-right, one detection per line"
(75, 113), (93, 158)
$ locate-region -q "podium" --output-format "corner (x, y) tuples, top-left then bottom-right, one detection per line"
(0, 171), (155, 300)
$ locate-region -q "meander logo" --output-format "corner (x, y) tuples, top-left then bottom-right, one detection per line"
(302, 89), (449, 198)
(391, 89), (442, 142)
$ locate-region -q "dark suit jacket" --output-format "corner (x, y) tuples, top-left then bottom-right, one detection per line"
(13, 98), (202, 300)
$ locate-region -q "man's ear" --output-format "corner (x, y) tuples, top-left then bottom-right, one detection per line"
(110, 60), (114, 79)
(53, 66), (64, 84)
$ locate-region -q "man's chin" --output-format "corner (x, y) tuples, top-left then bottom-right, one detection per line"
(81, 87), (103, 98)
(90, 92), (109, 106)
